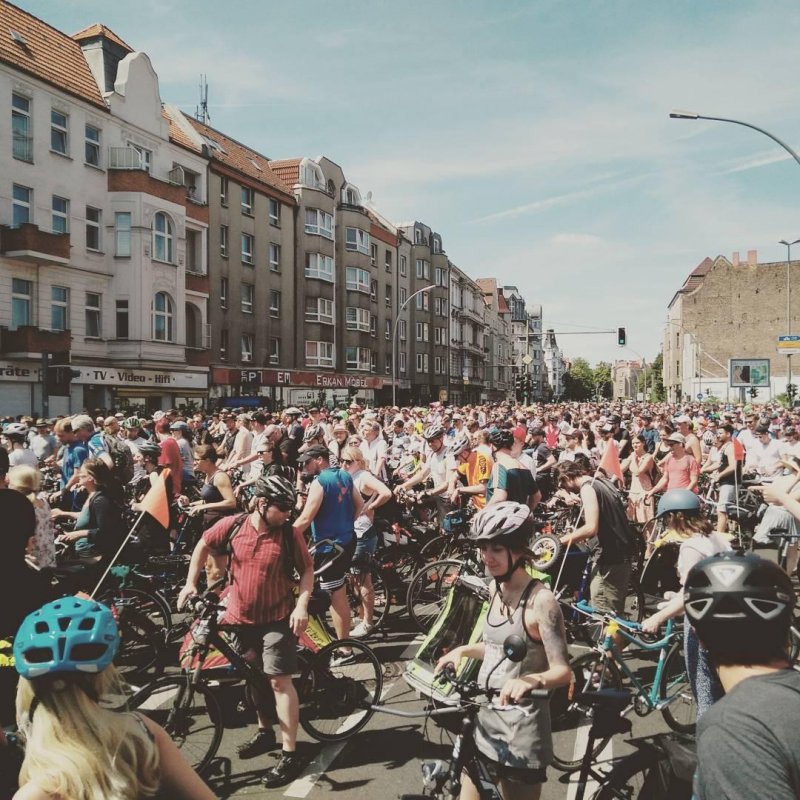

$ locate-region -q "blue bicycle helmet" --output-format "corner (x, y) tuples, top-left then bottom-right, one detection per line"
(656, 489), (701, 518)
(14, 597), (119, 679)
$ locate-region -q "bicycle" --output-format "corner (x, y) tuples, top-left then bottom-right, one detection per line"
(130, 588), (383, 774)
(551, 600), (695, 771)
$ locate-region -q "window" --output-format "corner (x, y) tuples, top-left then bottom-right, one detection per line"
(241, 233), (254, 264)
(346, 267), (370, 293)
(220, 277), (228, 309)
(116, 299), (129, 339)
(115, 212), (131, 256)
(416, 259), (430, 279)
(435, 356), (443, 374)
(385, 285), (392, 308)
(129, 143), (151, 172)
(434, 326), (443, 345)
(400, 287), (407, 305)
(241, 283), (254, 314)
(370, 314), (377, 337)
(152, 292), (174, 341)
(12, 94), (32, 162)
(269, 198), (280, 226)
(11, 279), (32, 329)
(269, 337), (280, 365)
(346, 346), (371, 371)
(385, 250), (392, 272)
(220, 329), (228, 360)
(433, 236), (441, 254)
(269, 243), (280, 272)
(306, 297), (334, 324)
(415, 292), (429, 311)
(385, 354), (392, 375)
(241, 334), (253, 362)
(416, 353), (429, 373)
(416, 322), (429, 342)
(86, 206), (101, 250)
(305, 209), (333, 238)
(385, 319), (391, 340)
(306, 340), (334, 368)
(345, 227), (370, 254)
(269, 290), (281, 317)
(85, 292), (101, 337)
(400, 255), (407, 277)
(50, 110), (68, 155)
(306, 253), (334, 282)
(435, 267), (448, 287)
(12, 185), (31, 227)
(241, 185), (253, 214)
(50, 286), (69, 331)
(398, 319), (407, 340)
(220, 225), (228, 257)
(346, 307), (370, 332)
(370, 242), (378, 266)
(399, 351), (407, 373)
(47, 196), (69, 234)
(152, 212), (174, 262)
(435, 297), (447, 316)
(370, 280), (378, 301)
(85, 125), (100, 166)
(220, 176), (228, 206)
(371, 351), (377, 373)
(415, 228), (423, 244)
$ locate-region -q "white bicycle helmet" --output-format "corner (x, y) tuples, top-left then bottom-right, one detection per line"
(423, 424), (445, 442)
(303, 423), (323, 442)
(449, 435), (472, 458)
(3, 422), (28, 437)
(469, 501), (533, 543)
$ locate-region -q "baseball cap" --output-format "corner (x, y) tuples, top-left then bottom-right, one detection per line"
(297, 444), (329, 463)
(169, 421), (190, 431)
(666, 432), (686, 444)
(152, 410), (166, 422)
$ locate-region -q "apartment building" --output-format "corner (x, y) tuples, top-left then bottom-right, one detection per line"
(544, 328), (566, 398)
(448, 264), (488, 404)
(0, 6), (209, 415)
(484, 303), (513, 401)
(612, 359), (643, 400)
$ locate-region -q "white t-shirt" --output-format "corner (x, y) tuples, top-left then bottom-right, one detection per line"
(426, 445), (451, 487)
(249, 429), (268, 478)
(363, 436), (388, 481)
(677, 533), (733, 584)
(125, 436), (147, 482)
(9, 447), (38, 468)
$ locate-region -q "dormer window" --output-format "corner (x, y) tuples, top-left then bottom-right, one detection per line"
(341, 183), (362, 206)
(299, 158), (325, 190)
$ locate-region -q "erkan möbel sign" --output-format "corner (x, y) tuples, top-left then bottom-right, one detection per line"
(212, 367), (387, 390)
(729, 358), (770, 388)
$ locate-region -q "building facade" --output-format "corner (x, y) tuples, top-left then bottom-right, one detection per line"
(612, 359), (643, 400)
(544, 328), (566, 399)
(448, 263), (487, 404)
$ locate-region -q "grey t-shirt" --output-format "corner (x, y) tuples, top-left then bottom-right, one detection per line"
(694, 669), (800, 799)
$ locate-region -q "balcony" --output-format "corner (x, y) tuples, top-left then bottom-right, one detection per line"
(1, 326), (71, 355)
(0, 224), (70, 265)
(185, 271), (209, 294)
(185, 348), (211, 367)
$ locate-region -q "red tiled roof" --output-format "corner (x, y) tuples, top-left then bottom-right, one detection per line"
(497, 295), (510, 313)
(162, 109), (201, 153)
(71, 22), (133, 52)
(269, 158), (301, 187)
(0, 1), (106, 108)
(188, 118), (294, 199)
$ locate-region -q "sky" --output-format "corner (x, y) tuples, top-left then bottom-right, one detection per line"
(17, 0), (800, 366)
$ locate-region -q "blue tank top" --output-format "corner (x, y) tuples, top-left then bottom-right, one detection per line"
(310, 468), (355, 548)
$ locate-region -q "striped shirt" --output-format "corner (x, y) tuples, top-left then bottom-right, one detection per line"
(204, 514), (312, 625)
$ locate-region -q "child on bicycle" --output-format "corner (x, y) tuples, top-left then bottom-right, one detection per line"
(641, 489), (731, 718)
(435, 501), (571, 800)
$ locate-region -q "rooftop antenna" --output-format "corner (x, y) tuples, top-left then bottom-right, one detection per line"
(195, 74), (210, 124)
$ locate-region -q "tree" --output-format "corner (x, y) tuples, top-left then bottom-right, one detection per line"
(636, 352), (664, 401)
(562, 358), (595, 400)
(593, 362), (613, 399)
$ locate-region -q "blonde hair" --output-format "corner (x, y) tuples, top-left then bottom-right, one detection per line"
(16, 666), (160, 799)
(8, 464), (41, 502)
(342, 445), (366, 468)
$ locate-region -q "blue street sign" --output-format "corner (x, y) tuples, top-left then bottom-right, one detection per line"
(696, 393), (704, 400)
(779, 335), (800, 341)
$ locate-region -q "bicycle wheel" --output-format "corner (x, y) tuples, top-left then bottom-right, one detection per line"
(591, 744), (676, 799)
(659, 640), (696, 734)
(406, 559), (465, 633)
(624, 575), (647, 622)
(99, 586), (171, 638)
(130, 675), (223, 775)
(113, 604), (165, 685)
(298, 638), (383, 742)
(345, 564), (392, 633)
(419, 535), (452, 562)
(550, 652), (623, 772)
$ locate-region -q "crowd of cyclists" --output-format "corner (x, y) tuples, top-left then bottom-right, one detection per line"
(0, 397), (799, 798)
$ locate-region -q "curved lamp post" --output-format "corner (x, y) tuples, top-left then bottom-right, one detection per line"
(392, 284), (434, 408)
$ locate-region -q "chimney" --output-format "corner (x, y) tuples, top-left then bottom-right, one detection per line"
(732, 251), (740, 266)
(747, 249), (757, 266)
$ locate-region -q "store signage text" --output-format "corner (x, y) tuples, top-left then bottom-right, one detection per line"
(0, 361), (207, 389)
(215, 367), (386, 390)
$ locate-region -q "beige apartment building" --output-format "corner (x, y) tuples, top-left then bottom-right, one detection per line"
(612, 359), (643, 400)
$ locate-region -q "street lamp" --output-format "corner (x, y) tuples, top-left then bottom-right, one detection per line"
(392, 284), (434, 408)
(779, 238), (800, 396)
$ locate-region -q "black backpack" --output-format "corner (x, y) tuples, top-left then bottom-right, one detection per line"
(104, 433), (134, 485)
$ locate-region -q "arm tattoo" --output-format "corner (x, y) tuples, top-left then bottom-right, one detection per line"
(533, 591), (570, 668)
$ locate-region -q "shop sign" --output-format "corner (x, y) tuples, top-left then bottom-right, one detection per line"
(214, 367), (387, 390)
(74, 367), (207, 389)
(0, 361), (40, 381)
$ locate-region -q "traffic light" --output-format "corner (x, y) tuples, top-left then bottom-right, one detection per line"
(749, 387), (758, 399)
(45, 352), (80, 396)
(788, 383), (797, 400)
(617, 327), (626, 346)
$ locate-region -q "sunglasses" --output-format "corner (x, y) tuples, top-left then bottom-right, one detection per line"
(341, 459), (354, 465)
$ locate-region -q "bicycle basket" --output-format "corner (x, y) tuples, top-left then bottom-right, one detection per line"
(442, 509), (468, 534)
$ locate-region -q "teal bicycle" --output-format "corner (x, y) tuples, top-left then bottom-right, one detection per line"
(551, 599), (695, 771)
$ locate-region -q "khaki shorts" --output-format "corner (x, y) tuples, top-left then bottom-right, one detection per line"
(590, 560), (632, 616)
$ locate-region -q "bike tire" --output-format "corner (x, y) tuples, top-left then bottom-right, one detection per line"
(659, 640), (696, 734)
(550, 652), (623, 772)
(298, 638), (383, 742)
(130, 675), (223, 775)
(345, 563), (392, 634)
(406, 559), (466, 633)
(99, 586), (172, 638)
(419, 535), (452, 562)
(113, 604), (166, 685)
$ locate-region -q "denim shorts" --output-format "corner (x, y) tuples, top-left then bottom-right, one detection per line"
(351, 527), (379, 572)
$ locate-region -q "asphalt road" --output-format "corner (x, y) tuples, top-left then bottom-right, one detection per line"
(195, 624), (682, 800)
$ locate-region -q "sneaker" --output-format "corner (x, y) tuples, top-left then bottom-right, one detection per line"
(261, 751), (304, 788)
(350, 620), (376, 639)
(330, 648), (356, 667)
(237, 727), (277, 758)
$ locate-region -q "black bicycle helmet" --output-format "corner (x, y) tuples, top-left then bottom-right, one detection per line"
(253, 475), (296, 506)
(423, 424), (445, 442)
(138, 442), (162, 460)
(488, 427), (514, 450)
(684, 552), (795, 663)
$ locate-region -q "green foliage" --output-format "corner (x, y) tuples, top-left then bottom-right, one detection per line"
(635, 352), (665, 401)
(563, 357), (595, 400)
(593, 362), (613, 399)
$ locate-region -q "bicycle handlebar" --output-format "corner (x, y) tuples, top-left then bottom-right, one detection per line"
(434, 665), (549, 702)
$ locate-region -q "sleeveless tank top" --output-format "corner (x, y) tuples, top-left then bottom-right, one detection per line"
(352, 468), (376, 538)
(474, 579), (553, 770)
(310, 468), (355, 547)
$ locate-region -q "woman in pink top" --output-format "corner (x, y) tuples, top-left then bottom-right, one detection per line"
(646, 433), (699, 499)
(623, 434), (657, 522)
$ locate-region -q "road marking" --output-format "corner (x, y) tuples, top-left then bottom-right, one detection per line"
(137, 684), (178, 711)
(284, 637), (421, 799)
(566, 719), (613, 800)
